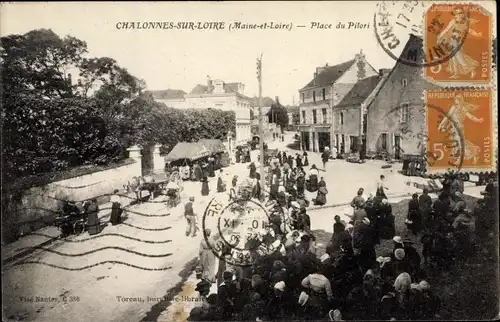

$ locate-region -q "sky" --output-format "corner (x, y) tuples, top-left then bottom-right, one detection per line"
(1, 1), (496, 105)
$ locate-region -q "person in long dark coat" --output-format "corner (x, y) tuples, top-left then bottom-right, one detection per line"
(201, 176), (210, 196)
(86, 199), (100, 235)
(296, 172), (306, 195)
(217, 169), (226, 193)
(277, 151), (283, 166)
(252, 173), (261, 199)
(245, 149), (251, 163)
(235, 149), (241, 163)
(208, 157), (215, 177)
(288, 155), (294, 167)
(249, 162), (257, 179)
(419, 188), (433, 229)
(193, 163), (202, 181)
(407, 193), (422, 235)
(303, 151), (309, 167)
(296, 154), (303, 168)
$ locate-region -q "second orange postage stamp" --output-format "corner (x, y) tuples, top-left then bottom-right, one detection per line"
(424, 3), (493, 85)
(425, 88), (495, 173)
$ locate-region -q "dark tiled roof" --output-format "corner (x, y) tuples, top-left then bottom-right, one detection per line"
(190, 84), (209, 95)
(336, 75), (384, 107)
(189, 83), (239, 95)
(301, 60), (356, 90)
(148, 89), (186, 100)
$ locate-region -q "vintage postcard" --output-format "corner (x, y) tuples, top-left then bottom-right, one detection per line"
(1, 1), (498, 322)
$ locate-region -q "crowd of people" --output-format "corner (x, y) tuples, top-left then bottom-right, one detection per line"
(189, 149), (498, 321)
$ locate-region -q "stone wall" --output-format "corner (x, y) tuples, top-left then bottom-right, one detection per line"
(2, 146), (142, 242)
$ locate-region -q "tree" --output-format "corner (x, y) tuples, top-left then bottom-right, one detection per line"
(266, 97), (289, 133)
(1, 29), (150, 177)
(0, 29), (87, 98)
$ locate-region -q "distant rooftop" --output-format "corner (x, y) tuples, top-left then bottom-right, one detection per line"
(147, 89), (186, 100)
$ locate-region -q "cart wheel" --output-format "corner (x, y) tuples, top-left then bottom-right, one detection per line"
(73, 220), (85, 235)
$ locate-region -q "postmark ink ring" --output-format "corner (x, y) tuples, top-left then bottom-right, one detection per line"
(374, 1), (471, 68)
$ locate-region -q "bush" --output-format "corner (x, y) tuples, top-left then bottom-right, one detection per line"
(2, 93), (121, 182)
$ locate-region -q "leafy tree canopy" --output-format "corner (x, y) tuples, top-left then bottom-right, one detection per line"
(266, 97), (289, 132)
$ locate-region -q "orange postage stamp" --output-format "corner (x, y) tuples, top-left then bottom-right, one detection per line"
(423, 3), (493, 85)
(425, 89), (494, 173)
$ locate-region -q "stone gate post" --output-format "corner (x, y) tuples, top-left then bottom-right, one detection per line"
(127, 145), (142, 177)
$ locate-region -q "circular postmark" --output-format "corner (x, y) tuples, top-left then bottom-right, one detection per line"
(374, 1), (471, 67)
(384, 101), (465, 173)
(202, 195), (286, 267)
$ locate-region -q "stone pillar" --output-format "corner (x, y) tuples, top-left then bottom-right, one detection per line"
(127, 145), (142, 176)
(153, 144), (165, 173)
(314, 132), (319, 152)
(309, 130), (314, 152)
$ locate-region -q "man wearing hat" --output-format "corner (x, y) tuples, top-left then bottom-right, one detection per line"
(265, 281), (294, 320)
(218, 270), (237, 319)
(352, 217), (376, 272)
(296, 171), (306, 195)
(184, 196), (198, 237)
(402, 236), (421, 279)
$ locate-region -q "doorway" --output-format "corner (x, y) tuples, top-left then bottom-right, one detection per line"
(394, 135), (401, 159)
(381, 133), (388, 152)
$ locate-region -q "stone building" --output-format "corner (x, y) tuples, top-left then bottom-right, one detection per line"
(365, 34), (442, 159)
(149, 77), (252, 145)
(297, 50), (379, 152)
(333, 72), (389, 155)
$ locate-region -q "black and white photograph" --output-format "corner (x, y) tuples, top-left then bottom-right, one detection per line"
(1, 1), (498, 321)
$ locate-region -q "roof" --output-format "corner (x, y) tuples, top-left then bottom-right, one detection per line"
(300, 59), (356, 90)
(336, 76), (384, 107)
(165, 142), (211, 162)
(190, 84), (209, 95)
(148, 89), (186, 100)
(189, 82), (238, 95)
(198, 139), (226, 153)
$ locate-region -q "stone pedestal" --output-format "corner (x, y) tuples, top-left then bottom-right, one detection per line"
(127, 145), (142, 176)
(153, 144), (165, 173)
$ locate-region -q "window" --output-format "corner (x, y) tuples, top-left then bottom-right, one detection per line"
(400, 103), (410, 122)
(339, 112), (344, 125)
(322, 88), (326, 100)
(322, 108), (327, 123)
(313, 110), (317, 124)
(301, 93), (305, 103)
(313, 91), (316, 103)
(402, 79), (408, 88)
(381, 133), (388, 151)
(302, 111), (306, 123)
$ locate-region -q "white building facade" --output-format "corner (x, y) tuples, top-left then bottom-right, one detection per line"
(151, 78), (252, 145)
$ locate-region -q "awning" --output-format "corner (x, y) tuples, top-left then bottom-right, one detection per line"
(165, 142), (211, 162)
(198, 139), (226, 154)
